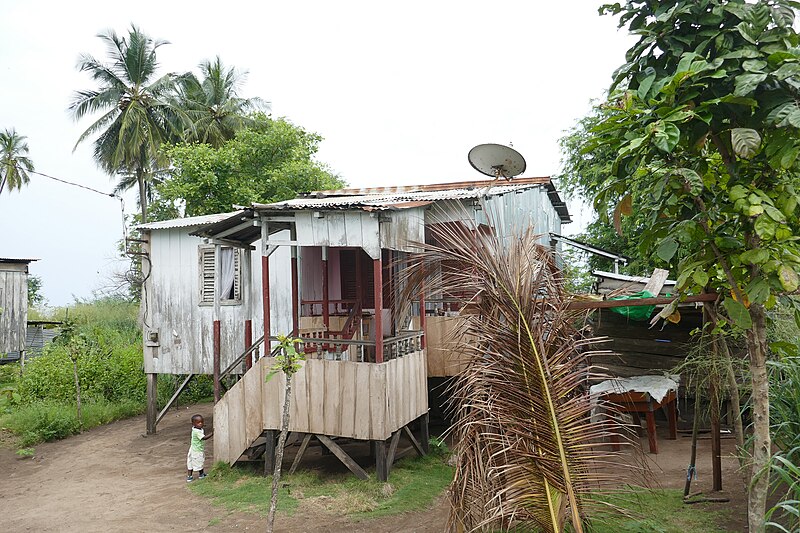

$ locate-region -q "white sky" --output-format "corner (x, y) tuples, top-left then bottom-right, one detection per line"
(0, 1), (634, 306)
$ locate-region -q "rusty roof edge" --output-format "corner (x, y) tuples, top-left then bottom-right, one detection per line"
(308, 176), (552, 197)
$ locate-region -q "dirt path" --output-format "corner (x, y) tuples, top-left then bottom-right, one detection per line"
(1, 404), (747, 532)
(0, 405), (447, 532)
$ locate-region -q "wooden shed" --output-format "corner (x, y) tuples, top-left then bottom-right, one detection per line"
(0, 258), (36, 361)
(140, 177), (570, 479)
(588, 270), (702, 379)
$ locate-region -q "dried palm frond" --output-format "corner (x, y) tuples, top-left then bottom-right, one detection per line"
(400, 205), (644, 532)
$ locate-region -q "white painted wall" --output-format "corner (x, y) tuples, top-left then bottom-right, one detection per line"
(142, 228), (292, 375)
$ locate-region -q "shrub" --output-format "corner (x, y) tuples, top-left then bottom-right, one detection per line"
(0, 399), (143, 446)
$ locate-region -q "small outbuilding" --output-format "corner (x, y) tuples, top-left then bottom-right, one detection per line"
(0, 257), (36, 362)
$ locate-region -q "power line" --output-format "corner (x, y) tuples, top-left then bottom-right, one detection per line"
(27, 169), (116, 198)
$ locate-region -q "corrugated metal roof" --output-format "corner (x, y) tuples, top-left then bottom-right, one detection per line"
(0, 257), (38, 263)
(136, 211), (245, 231)
(310, 176), (551, 197)
(252, 182), (544, 211)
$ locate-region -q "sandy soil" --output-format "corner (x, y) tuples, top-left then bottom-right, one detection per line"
(0, 404), (746, 532)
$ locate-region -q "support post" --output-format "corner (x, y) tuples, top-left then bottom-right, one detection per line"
(710, 377), (723, 491)
(213, 321), (221, 403)
(244, 320), (253, 370)
(213, 243), (222, 404)
(374, 255), (383, 363)
(375, 439), (389, 482)
(322, 246), (330, 329)
(419, 283), (427, 349)
(291, 228), (299, 336)
(264, 429), (277, 476)
(244, 247), (253, 370)
(420, 412), (430, 454)
(261, 221), (271, 355)
(146, 372), (157, 435)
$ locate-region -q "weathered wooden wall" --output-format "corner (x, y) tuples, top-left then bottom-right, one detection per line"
(142, 228), (293, 375)
(425, 315), (470, 377)
(0, 264), (28, 354)
(214, 349), (428, 464)
(590, 308), (702, 378)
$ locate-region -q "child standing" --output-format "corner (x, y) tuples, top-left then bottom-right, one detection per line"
(187, 414), (213, 482)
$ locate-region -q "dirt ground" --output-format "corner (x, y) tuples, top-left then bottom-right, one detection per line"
(0, 404), (747, 532)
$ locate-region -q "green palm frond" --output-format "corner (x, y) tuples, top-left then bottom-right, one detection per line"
(401, 207), (643, 532)
(0, 128), (35, 194)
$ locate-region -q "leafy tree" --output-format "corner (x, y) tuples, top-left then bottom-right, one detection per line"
(70, 25), (185, 222)
(580, 2), (800, 529)
(27, 275), (44, 307)
(155, 114), (344, 217)
(176, 56), (267, 147)
(0, 128), (34, 195)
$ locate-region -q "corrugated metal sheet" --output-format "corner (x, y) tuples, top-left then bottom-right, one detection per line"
(136, 211), (245, 231)
(0, 258), (37, 264)
(252, 183), (544, 212)
(310, 176), (551, 196)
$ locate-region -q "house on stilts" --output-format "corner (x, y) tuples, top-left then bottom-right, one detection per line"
(137, 177), (570, 480)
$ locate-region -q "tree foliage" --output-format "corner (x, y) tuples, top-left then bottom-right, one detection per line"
(155, 114), (344, 217)
(70, 25), (186, 222)
(575, 1), (800, 529)
(0, 128), (34, 195)
(176, 56), (268, 147)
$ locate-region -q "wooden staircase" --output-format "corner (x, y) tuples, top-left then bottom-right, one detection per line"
(212, 348), (429, 470)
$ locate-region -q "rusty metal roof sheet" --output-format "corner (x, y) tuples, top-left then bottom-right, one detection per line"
(136, 211), (245, 231)
(309, 176), (551, 197)
(251, 181), (547, 212)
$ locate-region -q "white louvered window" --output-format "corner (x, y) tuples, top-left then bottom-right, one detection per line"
(199, 245), (242, 305)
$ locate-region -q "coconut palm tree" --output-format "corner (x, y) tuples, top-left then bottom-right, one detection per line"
(177, 56), (268, 147)
(70, 25), (185, 222)
(0, 128), (35, 195)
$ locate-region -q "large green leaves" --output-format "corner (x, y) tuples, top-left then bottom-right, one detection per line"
(723, 297), (753, 329)
(731, 128), (762, 159)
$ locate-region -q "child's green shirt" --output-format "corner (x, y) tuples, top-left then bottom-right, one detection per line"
(190, 427), (205, 452)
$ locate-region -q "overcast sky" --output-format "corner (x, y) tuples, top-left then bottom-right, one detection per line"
(0, 1), (634, 306)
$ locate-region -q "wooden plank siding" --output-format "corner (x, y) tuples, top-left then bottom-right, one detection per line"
(213, 350), (428, 464)
(0, 267), (28, 354)
(589, 308), (702, 379)
(425, 315), (470, 377)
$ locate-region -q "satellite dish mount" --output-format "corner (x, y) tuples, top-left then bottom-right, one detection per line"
(468, 143), (526, 181)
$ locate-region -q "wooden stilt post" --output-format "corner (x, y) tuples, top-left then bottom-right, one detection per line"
(261, 221), (271, 356)
(374, 255), (383, 363)
(244, 320), (253, 370)
(244, 247), (253, 370)
(710, 376), (723, 491)
(419, 283), (427, 349)
(146, 372), (157, 434)
(213, 243), (222, 403)
(264, 429), (277, 476)
(322, 246), (329, 329)
(213, 321), (221, 403)
(291, 228), (299, 336)
(420, 412), (430, 454)
(375, 439), (389, 482)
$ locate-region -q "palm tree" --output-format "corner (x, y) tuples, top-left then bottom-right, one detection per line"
(0, 128), (35, 195)
(177, 56), (268, 147)
(70, 25), (184, 222)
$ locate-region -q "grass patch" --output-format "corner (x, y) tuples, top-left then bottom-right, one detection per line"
(0, 399), (143, 446)
(191, 449), (454, 520)
(587, 487), (729, 533)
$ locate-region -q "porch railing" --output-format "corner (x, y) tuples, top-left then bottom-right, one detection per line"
(297, 330), (423, 362)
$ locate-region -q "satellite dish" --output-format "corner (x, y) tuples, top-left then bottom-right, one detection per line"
(468, 143), (526, 180)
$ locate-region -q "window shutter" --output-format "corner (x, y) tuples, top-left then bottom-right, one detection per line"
(233, 249), (241, 300)
(200, 247), (215, 303)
